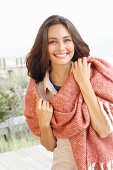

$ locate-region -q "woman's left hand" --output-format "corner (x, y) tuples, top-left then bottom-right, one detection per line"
(72, 57), (91, 86)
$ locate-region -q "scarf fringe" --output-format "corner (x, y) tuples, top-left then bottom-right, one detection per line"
(88, 162), (96, 170)
(88, 161), (113, 170)
(99, 101), (113, 133)
(105, 102), (113, 122)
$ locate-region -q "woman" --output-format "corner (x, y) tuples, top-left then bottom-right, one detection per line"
(24, 15), (113, 170)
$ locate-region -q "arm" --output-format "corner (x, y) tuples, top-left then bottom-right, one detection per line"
(36, 98), (57, 151)
(72, 57), (112, 138)
(78, 81), (110, 138)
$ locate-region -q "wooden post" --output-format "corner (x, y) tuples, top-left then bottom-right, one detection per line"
(20, 57), (22, 68)
(3, 58), (6, 69)
(0, 59), (1, 67)
(16, 58), (18, 66)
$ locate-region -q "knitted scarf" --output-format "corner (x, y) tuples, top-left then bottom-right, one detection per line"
(24, 57), (113, 170)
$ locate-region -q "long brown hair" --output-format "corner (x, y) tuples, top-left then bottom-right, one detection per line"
(26, 15), (90, 83)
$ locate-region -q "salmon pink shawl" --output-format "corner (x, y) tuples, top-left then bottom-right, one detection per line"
(24, 57), (113, 170)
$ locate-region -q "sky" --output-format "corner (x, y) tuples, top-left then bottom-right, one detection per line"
(0, 0), (113, 60)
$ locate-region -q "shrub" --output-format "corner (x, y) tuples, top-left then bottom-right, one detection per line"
(0, 89), (19, 121)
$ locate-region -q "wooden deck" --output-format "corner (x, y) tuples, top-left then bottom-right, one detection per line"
(0, 145), (53, 170)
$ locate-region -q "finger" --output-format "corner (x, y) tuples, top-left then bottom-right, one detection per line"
(42, 100), (46, 111)
(37, 98), (43, 109)
(83, 57), (87, 66)
(50, 104), (53, 112)
(47, 101), (53, 110)
(74, 61), (77, 68)
(46, 101), (50, 110)
(78, 58), (82, 66)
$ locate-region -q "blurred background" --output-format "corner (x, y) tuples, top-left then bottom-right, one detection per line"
(0, 0), (113, 153)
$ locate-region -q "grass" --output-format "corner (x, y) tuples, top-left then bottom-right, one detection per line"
(0, 69), (29, 91)
(0, 68), (41, 154)
(0, 134), (40, 153)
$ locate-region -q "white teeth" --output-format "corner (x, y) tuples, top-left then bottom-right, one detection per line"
(55, 54), (67, 57)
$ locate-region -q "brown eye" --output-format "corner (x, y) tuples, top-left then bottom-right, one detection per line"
(64, 39), (71, 42)
(48, 41), (56, 44)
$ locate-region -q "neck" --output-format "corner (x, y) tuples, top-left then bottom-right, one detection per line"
(50, 62), (71, 86)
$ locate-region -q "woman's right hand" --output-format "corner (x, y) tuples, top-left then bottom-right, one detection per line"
(36, 98), (56, 151)
(36, 98), (53, 128)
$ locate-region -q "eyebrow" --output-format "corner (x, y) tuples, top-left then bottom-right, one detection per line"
(48, 36), (71, 40)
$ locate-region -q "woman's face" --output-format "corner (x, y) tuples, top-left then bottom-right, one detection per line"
(48, 24), (75, 66)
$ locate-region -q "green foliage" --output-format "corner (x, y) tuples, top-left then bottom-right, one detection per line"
(0, 90), (11, 109)
(0, 89), (19, 120)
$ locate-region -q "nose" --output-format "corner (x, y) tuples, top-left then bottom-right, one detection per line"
(57, 41), (65, 51)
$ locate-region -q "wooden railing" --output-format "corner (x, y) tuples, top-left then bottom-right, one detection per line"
(0, 57), (26, 70)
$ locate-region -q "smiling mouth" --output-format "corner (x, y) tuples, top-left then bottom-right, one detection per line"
(54, 53), (68, 58)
